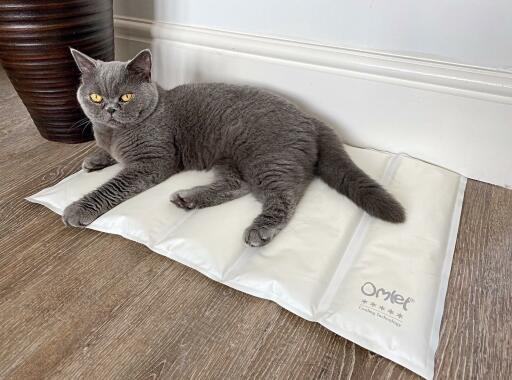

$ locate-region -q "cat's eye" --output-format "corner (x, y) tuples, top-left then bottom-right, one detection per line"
(120, 93), (134, 102)
(89, 93), (103, 103)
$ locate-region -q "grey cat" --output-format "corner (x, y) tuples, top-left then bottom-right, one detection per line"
(63, 48), (405, 247)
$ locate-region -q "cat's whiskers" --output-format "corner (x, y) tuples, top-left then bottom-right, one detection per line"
(67, 117), (91, 132)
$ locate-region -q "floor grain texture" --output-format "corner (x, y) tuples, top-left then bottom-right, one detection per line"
(0, 68), (510, 380)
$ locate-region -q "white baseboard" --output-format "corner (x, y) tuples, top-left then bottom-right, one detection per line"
(114, 16), (512, 188)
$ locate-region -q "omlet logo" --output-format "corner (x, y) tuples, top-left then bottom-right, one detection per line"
(360, 281), (414, 311)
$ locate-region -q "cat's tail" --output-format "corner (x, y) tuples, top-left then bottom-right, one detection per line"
(314, 121), (406, 223)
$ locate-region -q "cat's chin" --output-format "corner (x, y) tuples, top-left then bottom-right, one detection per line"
(94, 116), (126, 129)
(89, 117), (122, 129)
(107, 118), (122, 127)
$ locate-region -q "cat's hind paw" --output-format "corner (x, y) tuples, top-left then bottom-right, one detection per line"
(243, 225), (279, 247)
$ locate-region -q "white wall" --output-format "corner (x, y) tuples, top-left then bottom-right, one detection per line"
(114, 0), (512, 71)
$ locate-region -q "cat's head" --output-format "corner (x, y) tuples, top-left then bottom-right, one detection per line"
(70, 49), (158, 127)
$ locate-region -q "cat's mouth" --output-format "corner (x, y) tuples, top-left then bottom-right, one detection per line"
(88, 115), (117, 128)
(106, 114), (123, 127)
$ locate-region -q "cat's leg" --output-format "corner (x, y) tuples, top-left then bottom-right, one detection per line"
(63, 164), (171, 227)
(170, 163), (249, 210)
(170, 181), (249, 210)
(243, 189), (304, 247)
(82, 149), (116, 172)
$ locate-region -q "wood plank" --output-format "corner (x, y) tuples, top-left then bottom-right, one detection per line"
(435, 181), (512, 379)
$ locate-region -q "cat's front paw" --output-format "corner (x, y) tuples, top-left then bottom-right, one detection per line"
(62, 201), (99, 227)
(82, 156), (110, 172)
(170, 190), (198, 210)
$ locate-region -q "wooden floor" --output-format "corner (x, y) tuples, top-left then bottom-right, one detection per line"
(0, 68), (511, 380)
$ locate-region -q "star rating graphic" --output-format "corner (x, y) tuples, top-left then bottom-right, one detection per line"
(360, 299), (406, 321)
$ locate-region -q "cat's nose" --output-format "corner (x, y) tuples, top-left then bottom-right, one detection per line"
(106, 107), (116, 115)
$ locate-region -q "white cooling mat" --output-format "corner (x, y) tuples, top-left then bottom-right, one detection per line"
(27, 146), (466, 379)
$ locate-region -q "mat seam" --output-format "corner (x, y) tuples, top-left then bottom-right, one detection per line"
(314, 153), (403, 317)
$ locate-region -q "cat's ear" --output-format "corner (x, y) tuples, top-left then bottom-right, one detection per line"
(70, 48), (97, 74)
(126, 49), (152, 81)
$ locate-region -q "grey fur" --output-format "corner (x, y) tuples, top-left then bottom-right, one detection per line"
(63, 49), (405, 246)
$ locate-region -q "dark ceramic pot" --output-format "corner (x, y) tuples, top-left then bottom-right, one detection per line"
(0, 0), (115, 143)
